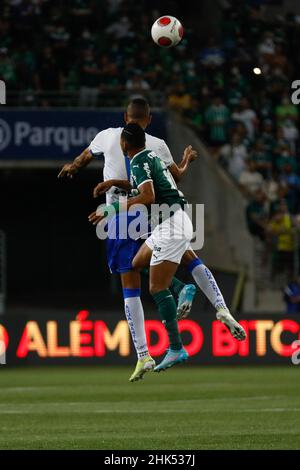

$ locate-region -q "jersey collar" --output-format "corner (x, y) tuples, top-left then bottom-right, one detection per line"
(130, 149), (149, 165)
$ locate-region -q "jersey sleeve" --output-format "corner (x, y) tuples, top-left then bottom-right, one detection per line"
(156, 140), (174, 167)
(88, 130), (107, 159)
(132, 159), (153, 188)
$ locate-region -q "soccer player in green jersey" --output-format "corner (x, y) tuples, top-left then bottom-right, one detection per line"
(90, 123), (194, 370)
(126, 125), (194, 371)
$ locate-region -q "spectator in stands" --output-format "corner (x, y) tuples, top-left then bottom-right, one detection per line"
(272, 44), (290, 75)
(35, 47), (63, 106)
(0, 47), (16, 88)
(275, 145), (298, 174)
(259, 93), (273, 121)
(246, 189), (268, 241)
(47, 21), (70, 68)
(281, 118), (299, 154)
(125, 71), (150, 97)
(275, 93), (299, 125)
(261, 120), (275, 155)
(78, 48), (100, 107)
(232, 97), (258, 141)
(279, 164), (300, 215)
(199, 36), (225, 68)
(106, 15), (132, 40)
(250, 139), (272, 179)
(239, 159), (264, 198)
(263, 171), (280, 208)
(258, 31), (276, 63)
(99, 55), (120, 89)
(185, 99), (204, 133)
(168, 83), (192, 113)
(267, 200), (294, 277)
(233, 121), (251, 149)
(267, 68), (289, 101)
(205, 95), (230, 148)
(219, 132), (248, 180)
(283, 276), (300, 314)
(274, 127), (290, 153)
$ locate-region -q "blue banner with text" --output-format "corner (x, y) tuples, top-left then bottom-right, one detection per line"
(0, 110), (166, 161)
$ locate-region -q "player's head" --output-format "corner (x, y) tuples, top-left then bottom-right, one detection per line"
(124, 98), (152, 130)
(120, 123), (146, 157)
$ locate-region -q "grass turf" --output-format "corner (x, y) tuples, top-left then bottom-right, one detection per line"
(0, 365), (299, 450)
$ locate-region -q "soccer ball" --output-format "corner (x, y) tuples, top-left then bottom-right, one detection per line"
(151, 16), (184, 48)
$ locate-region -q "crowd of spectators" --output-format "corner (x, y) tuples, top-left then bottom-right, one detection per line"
(1, 0), (300, 278)
(0, 0), (195, 106)
(174, 1), (300, 281)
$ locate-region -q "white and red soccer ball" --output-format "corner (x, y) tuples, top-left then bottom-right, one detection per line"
(151, 15), (184, 48)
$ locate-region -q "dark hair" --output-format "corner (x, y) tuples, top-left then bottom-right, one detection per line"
(126, 98), (150, 119)
(121, 123), (146, 149)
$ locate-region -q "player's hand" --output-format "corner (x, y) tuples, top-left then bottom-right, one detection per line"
(88, 210), (105, 225)
(93, 180), (114, 198)
(57, 163), (78, 179)
(183, 145), (197, 164)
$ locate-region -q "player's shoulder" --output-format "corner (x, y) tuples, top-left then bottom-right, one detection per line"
(93, 127), (123, 140)
(145, 132), (173, 165)
(145, 132), (167, 148)
(144, 149), (159, 160)
(132, 149), (156, 166)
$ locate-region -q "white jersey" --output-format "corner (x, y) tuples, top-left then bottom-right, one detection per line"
(89, 127), (174, 204)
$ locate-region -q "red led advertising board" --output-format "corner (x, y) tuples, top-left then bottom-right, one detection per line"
(0, 311), (300, 365)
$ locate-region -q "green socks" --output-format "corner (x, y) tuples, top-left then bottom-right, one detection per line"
(170, 276), (185, 298)
(152, 289), (182, 351)
(142, 269), (185, 301)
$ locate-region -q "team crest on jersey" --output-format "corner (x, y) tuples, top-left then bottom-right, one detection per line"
(143, 162), (151, 179)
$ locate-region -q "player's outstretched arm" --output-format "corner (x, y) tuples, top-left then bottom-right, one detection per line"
(57, 147), (93, 178)
(169, 145), (197, 182)
(93, 179), (132, 198)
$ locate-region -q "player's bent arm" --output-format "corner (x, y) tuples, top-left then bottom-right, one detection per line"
(125, 181), (155, 208)
(93, 179), (132, 198)
(88, 181), (155, 225)
(58, 147), (93, 178)
(169, 145), (197, 182)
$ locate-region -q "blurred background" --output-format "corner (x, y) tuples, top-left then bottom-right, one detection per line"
(0, 0), (300, 365)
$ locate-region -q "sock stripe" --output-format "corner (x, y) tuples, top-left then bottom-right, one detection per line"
(187, 257), (203, 273)
(123, 288), (141, 299)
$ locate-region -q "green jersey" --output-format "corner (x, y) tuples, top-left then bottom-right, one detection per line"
(130, 149), (186, 208)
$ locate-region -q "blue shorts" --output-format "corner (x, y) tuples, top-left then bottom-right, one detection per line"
(106, 212), (146, 274)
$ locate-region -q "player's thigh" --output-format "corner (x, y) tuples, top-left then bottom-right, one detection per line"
(149, 261), (179, 295)
(120, 271), (141, 290)
(132, 242), (152, 270)
(182, 249), (197, 265)
(182, 248), (204, 265)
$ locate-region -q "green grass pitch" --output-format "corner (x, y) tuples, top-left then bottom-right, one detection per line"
(0, 365), (299, 450)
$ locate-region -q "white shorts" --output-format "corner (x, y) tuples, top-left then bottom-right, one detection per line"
(145, 208), (193, 266)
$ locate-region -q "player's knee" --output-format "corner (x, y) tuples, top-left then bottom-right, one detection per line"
(149, 282), (165, 296)
(131, 257), (141, 271)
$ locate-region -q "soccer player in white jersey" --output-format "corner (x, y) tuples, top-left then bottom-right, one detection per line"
(59, 98), (246, 380)
(59, 99), (197, 381)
